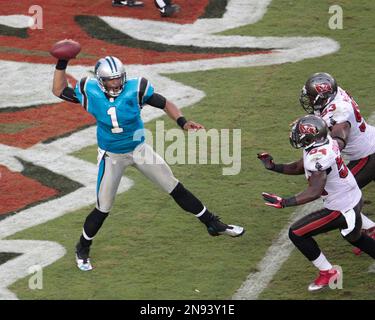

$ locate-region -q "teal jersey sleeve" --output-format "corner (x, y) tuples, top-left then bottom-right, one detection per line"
(138, 77), (155, 107)
(74, 77), (88, 110)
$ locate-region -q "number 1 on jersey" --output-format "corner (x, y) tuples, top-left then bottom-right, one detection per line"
(107, 107), (123, 133)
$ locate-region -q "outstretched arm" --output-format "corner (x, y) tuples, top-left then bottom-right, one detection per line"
(262, 170), (326, 208)
(281, 158), (305, 175)
(292, 170), (326, 204)
(257, 153), (304, 175)
(164, 99), (204, 131)
(146, 92), (204, 131)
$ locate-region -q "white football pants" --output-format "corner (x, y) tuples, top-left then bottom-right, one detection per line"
(96, 143), (179, 212)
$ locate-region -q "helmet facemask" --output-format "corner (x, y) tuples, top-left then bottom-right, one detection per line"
(289, 121), (313, 149)
(299, 86), (334, 115)
(299, 86), (314, 114)
(99, 74), (126, 97)
(95, 56), (127, 97)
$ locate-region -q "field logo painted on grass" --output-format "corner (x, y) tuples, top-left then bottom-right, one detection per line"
(0, 0), (339, 299)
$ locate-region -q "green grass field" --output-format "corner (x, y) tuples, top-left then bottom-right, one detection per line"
(8, 0), (375, 299)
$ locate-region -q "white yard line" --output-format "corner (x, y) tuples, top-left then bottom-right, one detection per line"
(232, 201), (323, 300)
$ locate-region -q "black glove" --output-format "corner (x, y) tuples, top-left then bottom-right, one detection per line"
(257, 152), (275, 170)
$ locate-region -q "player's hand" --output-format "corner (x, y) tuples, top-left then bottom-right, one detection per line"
(257, 152), (275, 170)
(262, 192), (285, 209)
(183, 121), (205, 131)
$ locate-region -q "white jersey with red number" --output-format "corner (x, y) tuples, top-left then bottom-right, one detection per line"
(303, 136), (362, 212)
(316, 87), (375, 161)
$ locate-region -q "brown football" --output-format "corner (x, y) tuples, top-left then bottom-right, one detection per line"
(50, 39), (81, 60)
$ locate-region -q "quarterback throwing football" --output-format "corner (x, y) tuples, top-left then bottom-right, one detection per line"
(52, 54), (244, 271)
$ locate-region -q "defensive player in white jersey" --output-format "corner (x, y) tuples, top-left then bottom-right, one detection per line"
(258, 115), (375, 292)
(52, 56), (244, 271)
(300, 72), (375, 254)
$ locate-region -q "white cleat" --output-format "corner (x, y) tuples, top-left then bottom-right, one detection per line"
(76, 254), (93, 271)
(206, 215), (245, 237)
(220, 225), (245, 237)
(75, 242), (93, 271)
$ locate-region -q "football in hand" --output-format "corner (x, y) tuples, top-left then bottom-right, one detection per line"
(50, 39), (81, 60)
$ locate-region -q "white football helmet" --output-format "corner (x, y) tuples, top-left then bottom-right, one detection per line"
(94, 56), (126, 97)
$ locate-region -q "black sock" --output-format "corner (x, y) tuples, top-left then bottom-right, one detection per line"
(197, 210), (215, 224)
(79, 208), (109, 247)
(350, 234), (375, 258)
(170, 183), (214, 223)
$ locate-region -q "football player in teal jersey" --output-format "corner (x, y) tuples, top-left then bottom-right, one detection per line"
(52, 56), (244, 271)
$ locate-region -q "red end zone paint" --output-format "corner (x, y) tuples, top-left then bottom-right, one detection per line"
(0, 102), (95, 149)
(0, 0), (272, 148)
(0, 74), (95, 149)
(0, 0), (272, 65)
(0, 165), (58, 215)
